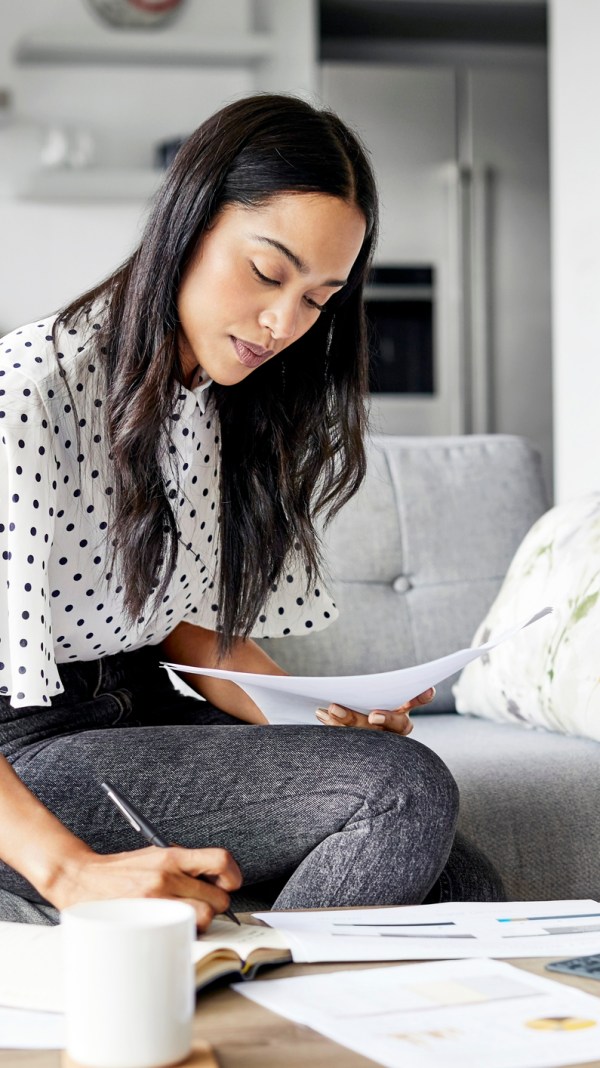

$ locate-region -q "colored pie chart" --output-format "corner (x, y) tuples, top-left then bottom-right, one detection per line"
(526, 1016), (597, 1032)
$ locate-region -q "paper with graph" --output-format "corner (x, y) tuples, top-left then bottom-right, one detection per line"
(254, 899), (600, 962)
(235, 957), (600, 1068)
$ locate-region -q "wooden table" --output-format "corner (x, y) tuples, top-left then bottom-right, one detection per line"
(2, 925), (600, 1068)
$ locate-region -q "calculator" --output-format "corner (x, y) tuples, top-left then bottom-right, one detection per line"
(546, 954), (600, 980)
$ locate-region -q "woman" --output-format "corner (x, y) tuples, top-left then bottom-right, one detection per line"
(0, 94), (503, 926)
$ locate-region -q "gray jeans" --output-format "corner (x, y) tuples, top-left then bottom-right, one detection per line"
(0, 647), (504, 923)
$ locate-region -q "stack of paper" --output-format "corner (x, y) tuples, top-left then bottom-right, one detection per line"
(163, 608), (552, 724)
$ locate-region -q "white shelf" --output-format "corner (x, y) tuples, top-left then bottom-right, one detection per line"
(16, 168), (163, 203)
(15, 28), (273, 68)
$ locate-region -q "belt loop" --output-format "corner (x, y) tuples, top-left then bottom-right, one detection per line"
(92, 658), (104, 699)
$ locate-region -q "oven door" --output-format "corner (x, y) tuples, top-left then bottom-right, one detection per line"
(366, 164), (466, 438)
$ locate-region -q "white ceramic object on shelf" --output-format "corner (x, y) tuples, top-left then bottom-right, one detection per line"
(39, 126), (71, 169)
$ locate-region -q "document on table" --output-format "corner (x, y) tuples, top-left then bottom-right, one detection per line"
(0, 1006), (64, 1050)
(254, 900), (600, 962)
(234, 957), (600, 1068)
(0, 921), (63, 1012)
(162, 607), (552, 724)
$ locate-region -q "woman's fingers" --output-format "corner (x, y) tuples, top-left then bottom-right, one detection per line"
(316, 704), (373, 729)
(368, 687), (435, 733)
(316, 700), (422, 734)
(405, 686), (436, 709)
(367, 709), (414, 735)
(315, 703), (412, 734)
(314, 692), (436, 734)
(172, 845), (243, 891)
(179, 899), (218, 931)
(155, 847), (242, 922)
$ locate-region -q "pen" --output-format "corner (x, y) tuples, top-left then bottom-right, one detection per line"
(101, 778), (241, 925)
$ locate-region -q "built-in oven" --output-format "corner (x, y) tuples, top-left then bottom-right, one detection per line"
(364, 265), (435, 396)
(363, 231), (464, 440)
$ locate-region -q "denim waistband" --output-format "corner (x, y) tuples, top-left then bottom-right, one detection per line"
(0, 645), (168, 759)
(51, 646), (165, 706)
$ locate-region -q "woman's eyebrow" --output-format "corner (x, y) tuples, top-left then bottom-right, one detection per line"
(249, 234), (347, 287)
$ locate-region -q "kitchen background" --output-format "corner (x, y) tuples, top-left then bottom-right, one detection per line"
(0, 0), (597, 503)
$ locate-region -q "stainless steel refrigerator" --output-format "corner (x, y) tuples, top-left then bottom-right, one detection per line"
(320, 61), (552, 492)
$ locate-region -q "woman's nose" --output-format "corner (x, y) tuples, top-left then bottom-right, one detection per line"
(258, 297), (299, 341)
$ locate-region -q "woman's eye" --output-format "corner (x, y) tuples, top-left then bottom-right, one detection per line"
(251, 262), (326, 313)
(251, 262), (279, 286)
(304, 296), (326, 313)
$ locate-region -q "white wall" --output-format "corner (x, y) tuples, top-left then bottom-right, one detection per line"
(549, 0), (600, 500)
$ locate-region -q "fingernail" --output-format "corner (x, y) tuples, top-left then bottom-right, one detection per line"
(370, 713), (386, 724)
(328, 705), (347, 720)
(315, 709), (329, 723)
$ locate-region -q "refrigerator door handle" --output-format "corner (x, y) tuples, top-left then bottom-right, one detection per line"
(470, 164), (495, 434)
(457, 162), (473, 434)
(457, 162), (495, 435)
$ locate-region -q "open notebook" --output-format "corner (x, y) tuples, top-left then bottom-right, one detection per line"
(0, 918), (290, 1014)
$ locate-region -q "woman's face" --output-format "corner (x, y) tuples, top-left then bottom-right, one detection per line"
(176, 193), (366, 388)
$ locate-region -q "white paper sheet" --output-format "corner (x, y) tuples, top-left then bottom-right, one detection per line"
(0, 921), (63, 1012)
(162, 607), (552, 724)
(234, 957), (600, 1068)
(254, 900), (600, 962)
(0, 1006), (64, 1050)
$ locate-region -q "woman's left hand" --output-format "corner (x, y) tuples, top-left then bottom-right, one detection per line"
(315, 687), (436, 735)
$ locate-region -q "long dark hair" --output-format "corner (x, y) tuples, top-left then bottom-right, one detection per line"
(56, 93), (379, 653)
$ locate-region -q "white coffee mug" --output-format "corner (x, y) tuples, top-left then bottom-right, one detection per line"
(61, 898), (196, 1068)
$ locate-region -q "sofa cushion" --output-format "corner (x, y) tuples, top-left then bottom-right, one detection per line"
(260, 434), (548, 710)
(453, 494), (600, 740)
(413, 714), (600, 900)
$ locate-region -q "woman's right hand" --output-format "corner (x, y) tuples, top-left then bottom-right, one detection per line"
(0, 755), (242, 930)
(47, 843), (243, 930)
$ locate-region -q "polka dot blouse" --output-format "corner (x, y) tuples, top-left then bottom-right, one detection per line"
(0, 311), (338, 709)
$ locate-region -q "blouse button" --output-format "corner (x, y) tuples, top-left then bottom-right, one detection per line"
(392, 575), (412, 594)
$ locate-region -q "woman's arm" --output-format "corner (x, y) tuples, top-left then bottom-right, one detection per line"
(159, 622), (288, 725)
(0, 753), (241, 925)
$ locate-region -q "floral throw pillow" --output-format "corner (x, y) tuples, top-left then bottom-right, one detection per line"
(453, 494), (600, 741)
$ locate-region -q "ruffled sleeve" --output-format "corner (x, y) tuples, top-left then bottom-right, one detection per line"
(0, 375), (62, 707)
(187, 552), (339, 640)
(248, 551), (339, 640)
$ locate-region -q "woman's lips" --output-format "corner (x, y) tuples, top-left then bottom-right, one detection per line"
(231, 336), (274, 369)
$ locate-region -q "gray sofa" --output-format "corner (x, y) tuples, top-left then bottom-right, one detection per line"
(264, 434), (600, 902)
